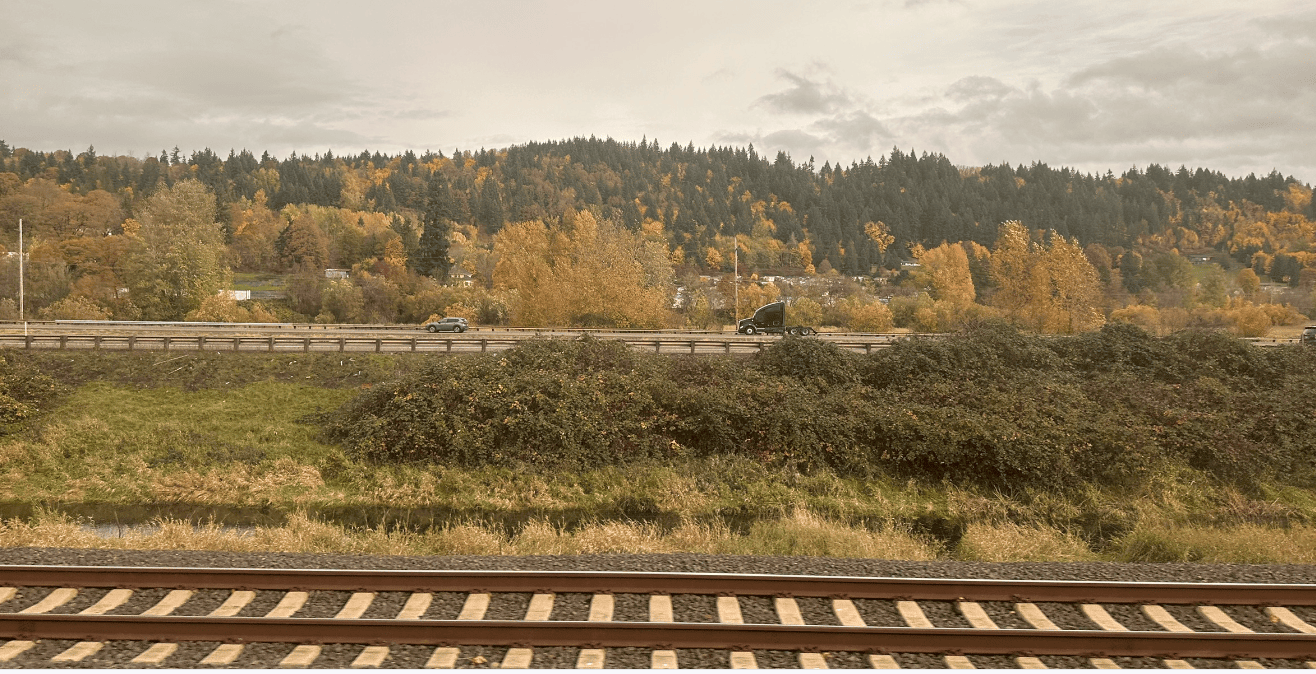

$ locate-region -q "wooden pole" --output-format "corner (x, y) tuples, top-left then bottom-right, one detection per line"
(18, 218), (24, 337)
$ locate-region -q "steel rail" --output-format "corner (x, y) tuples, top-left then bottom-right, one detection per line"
(1, 566), (1313, 606)
(1, 615), (1314, 659)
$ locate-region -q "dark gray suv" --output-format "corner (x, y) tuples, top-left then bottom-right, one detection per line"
(1302, 326), (1316, 346)
(425, 317), (469, 333)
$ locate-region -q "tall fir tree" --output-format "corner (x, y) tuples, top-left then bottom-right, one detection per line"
(415, 174), (454, 279)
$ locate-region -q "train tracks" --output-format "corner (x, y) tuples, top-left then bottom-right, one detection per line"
(1, 566), (1314, 668)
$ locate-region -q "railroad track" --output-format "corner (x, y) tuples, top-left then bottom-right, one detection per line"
(1, 567), (1315, 669)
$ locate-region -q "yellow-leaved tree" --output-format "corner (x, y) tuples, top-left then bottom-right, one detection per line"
(912, 242), (976, 308)
(990, 220), (1104, 334)
(493, 210), (675, 328)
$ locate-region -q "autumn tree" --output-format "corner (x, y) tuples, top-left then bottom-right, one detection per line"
(185, 295), (278, 323)
(493, 210), (674, 328)
(990, 221), (1103, 334)
(37, 295), (110, 320)
(278, 212), (330, 270)
(1194, 265), (1228, 308)
(319, 279), (365, 323)
(912, 242), (975, 307)
(1237, 267), (1261, 295)
(1036, 233), (1105, 333)
(122, 180), (230, 320)
(229, 191), (284, 271)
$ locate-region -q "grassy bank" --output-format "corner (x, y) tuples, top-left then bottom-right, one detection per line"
(0, 334), (1315, 563)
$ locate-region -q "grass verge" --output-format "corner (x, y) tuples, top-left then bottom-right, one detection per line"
(2, 346), (1316, 563)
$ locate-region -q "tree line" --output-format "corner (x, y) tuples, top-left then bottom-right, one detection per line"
(0, 138), (1311, 333)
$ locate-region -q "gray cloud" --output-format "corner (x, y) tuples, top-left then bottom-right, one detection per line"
(755, 70), (853, 114)
(763, 129), (826, 162)
(883, 27), (1316, 178)
(0, 1), (388, 155)
(945, 76), (1014, 102)
(812, 111), (892, 149)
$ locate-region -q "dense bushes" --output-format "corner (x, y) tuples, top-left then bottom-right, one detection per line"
(322, 327), (1316, 493)
(0, 355), (61, 431)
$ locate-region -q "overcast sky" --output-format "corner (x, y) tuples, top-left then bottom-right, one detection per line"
(3, 0), (1314, 181)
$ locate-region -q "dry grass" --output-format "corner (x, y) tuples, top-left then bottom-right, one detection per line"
(955, 523), (1098, 562)
(0, 509), (939, 559)
(1111, 524), (1316, 564)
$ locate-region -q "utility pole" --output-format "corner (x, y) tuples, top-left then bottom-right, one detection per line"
(733, 232), (738, 331)
(17, 218), (24, 336)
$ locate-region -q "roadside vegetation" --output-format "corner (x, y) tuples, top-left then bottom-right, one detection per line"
(1, 326), (1315, 563)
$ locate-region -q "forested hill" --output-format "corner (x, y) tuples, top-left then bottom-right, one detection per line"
(0, 137), (1311, 274)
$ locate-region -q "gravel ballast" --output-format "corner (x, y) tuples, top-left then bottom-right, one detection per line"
(2, 547), (1315, 668)
(4, 547), (1316, 584)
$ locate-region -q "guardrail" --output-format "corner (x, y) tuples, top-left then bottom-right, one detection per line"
(0, 320), (919, 339)
(0, 333), (904, 355)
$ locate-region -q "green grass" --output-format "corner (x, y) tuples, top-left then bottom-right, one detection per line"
(3, 379), (1316, 563)
(2, 342), (1316, 562)
(231, 273), (289, 292)
(0, 381), (353, 507)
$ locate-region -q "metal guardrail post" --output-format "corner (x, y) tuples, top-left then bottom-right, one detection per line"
(375, 338), (382, 353)
(93, 335), (102, 349)
(231, 337), (238, 352)
(198, 335), (206, 351)
(481, 339), (488, 353)
(163, 336), (171, 351)
(724, 341), (731, 354)
(865, 343), (872, 354)
(339, 337), (346, 352)
(654, 340), (661, 353)
(446, 339), (452, 353)
(303, 337), (310, 353)
(60, 335), (68, 350)
(25, 334), (33, 349)
(267, 336), (275, 352)
(410, 337), (417, 352)
(689, 341), (696, 354)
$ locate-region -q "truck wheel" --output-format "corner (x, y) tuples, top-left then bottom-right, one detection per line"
(801, 327), (814, 336)
(788, 327), (800, 336)
(744, 325), (757, 335)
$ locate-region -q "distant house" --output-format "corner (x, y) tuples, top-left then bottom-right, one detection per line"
(324, 269), (349, 279)
(449, 270), (475, 287)
(218, 290), (251, 301)
(900, 260), (921, 268)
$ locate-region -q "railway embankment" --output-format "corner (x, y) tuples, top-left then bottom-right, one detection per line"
(0, 322), (1314, 563)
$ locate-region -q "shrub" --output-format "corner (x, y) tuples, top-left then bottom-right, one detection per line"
(753, 337), (860, 387)
(0, 355), (62, 430)
(320, 328), (1316, 493)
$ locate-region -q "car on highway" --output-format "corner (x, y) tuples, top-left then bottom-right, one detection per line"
(1303, 325), (1316, 346)
(424, 317), (469, 333)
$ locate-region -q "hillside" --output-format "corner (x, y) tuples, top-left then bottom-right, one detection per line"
(0, 139), (1312, 333)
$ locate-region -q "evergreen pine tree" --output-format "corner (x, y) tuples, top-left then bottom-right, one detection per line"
(415, 175), (453, 279)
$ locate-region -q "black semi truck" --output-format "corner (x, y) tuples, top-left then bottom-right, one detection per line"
(736, 301), (816, 336)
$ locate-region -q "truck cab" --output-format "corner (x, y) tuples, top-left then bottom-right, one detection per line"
(737, 301), (814, 336)
(738, 301), (785, 334)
